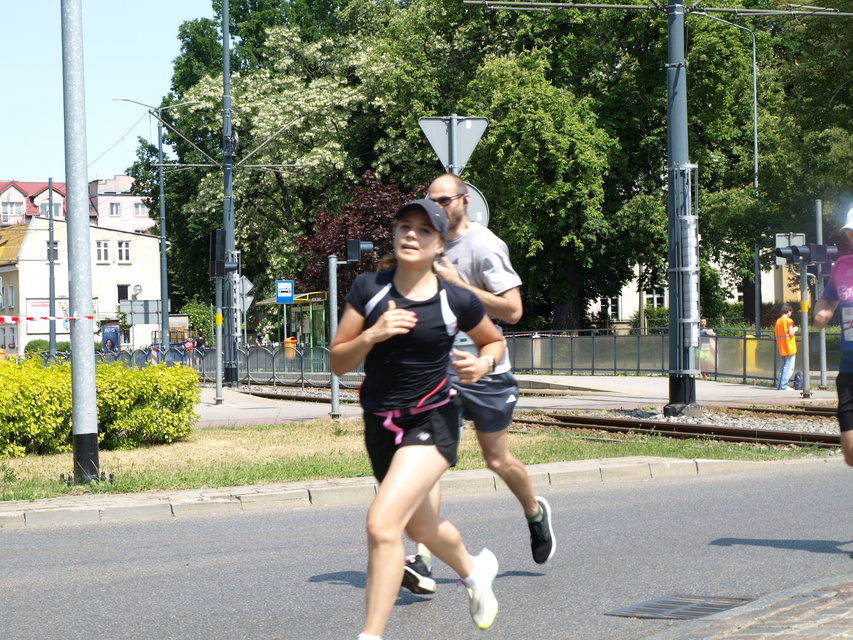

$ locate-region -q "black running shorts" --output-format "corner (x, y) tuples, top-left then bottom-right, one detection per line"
(364, 403), (461, 482)
(837, 372), (853, 432)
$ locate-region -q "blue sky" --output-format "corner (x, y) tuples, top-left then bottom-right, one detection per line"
(2, 1), (215, 183)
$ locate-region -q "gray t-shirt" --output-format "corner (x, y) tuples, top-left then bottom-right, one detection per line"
(444, 223), (522, 298)
(444, 223), (521, 373)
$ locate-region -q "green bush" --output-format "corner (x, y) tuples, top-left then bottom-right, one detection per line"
(628, 306), (669, 334)
(0, 360), (200, 457)
(25, 339), (72, 353)
(96, 363), (200, 450)
(0, 359), (73, 457)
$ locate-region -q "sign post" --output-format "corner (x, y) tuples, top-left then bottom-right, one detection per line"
(277, 280), (295, 346)
(419, 114), (491, 227)
(419, 115), (488, 176)
(276, 280), (295, 304)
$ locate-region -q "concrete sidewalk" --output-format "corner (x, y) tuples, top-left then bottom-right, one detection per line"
(645, 573), (853, 639)
(0, 455), (768, 529)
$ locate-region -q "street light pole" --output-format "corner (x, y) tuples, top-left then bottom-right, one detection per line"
(155, 113), (169, 355)
(115, 98), (199, 353)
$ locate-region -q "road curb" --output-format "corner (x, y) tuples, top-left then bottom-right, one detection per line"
(2, 456), (834, 529)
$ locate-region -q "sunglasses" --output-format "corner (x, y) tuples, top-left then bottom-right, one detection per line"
(430, 193), (466, 207)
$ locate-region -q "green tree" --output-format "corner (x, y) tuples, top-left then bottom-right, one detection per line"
(459, 53), (614, 329)
(295, 172), (424, 303)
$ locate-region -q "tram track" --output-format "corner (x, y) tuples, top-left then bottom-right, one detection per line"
(514, 413), (841, 448)
(229, 384), (841, 448)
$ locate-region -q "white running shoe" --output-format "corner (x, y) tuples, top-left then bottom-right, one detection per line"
(458, 548), (499, 629)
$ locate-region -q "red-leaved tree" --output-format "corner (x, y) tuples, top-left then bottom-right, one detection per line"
(297, 171), (426, 303)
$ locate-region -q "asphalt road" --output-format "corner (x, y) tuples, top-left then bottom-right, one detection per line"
(2, 459), (852, 640)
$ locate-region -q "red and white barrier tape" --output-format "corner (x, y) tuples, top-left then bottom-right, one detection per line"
(0, 315), (94, 323)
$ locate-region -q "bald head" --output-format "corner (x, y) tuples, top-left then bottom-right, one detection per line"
(427, 174), (470, 239)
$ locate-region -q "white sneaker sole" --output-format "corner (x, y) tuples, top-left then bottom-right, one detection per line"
(534, 496), (557, 563)
(402, 565), (437, 595)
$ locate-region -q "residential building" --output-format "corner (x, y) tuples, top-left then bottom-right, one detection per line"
(88, 175), (155, 233)
(0, 216), (162, 354)
(0, 175), (154, 234)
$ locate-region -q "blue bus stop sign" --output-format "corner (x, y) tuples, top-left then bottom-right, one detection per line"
(276, 280), (295, 304)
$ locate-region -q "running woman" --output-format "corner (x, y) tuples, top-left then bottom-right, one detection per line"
(330, 198), (505, 640)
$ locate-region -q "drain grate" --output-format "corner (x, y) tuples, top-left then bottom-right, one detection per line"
(605, 595), (753, 620)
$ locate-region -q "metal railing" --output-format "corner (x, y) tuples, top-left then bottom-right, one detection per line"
(29, 329), (838, 386)
(53, 344), (367, 389)
(505, 329), (839, 384)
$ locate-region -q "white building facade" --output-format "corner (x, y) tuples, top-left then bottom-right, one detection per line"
(0, 217), (162, 354)
(591, 262), (801, 328)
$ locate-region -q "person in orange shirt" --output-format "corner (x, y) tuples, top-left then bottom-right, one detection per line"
(774, 304), (798, 390)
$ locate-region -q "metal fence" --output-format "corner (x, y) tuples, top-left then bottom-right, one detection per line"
(64, 344), (367, 390)
(31, 329), (839, 386)
(505, 329), (839, 384)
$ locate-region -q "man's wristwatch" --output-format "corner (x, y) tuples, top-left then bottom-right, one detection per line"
(481, 355), (495, 373)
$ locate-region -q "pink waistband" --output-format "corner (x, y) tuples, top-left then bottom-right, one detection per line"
(374, 388), (457, 445)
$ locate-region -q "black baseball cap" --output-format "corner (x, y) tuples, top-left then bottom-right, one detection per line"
(394, 198), (449, 240)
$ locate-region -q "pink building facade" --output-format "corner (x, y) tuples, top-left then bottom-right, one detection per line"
(0, 175), (154, 234)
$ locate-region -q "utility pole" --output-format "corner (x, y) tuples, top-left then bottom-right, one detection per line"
(816, 199), (827, 388)
(115, 98), (200, 359)
(61, 0), (99, 483)
(222, 0), (238, 386)
(664, 0), (701, 416)
(48, 178), (57, 362)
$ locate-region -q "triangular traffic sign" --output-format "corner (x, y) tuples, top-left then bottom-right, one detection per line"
(419, 116), (489, 175)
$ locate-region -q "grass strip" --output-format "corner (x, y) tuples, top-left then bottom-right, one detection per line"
(0, 414), (835, 502)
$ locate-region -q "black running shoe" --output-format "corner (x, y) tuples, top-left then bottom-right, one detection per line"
(529, 496), (556, 564)
(402, 554), (437, 594)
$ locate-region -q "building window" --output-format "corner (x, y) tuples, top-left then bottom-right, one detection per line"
(110, 203), (120, 217)
(117, 241), (131, 263)
(7, 285), (14, 309)
(645, 289), (666, 309)
(96, 240), (110, 263)
(602, 296), (620, 320)
(46, 241), (59, 261)
(39, 203), (63, 218)
(117, 284), (129, 302)
(134, 203), (146, 217)
(1, 202), (23, 222)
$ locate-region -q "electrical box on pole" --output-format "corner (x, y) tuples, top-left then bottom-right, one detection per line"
(209, 229), (239, 277)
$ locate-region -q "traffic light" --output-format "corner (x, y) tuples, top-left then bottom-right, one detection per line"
(209, 229), (239, 278)
(775, 246), (795, 264)
(825, 245), (840, 262)
(346, 239), (374, 262)
(791, 244), (813, 262)
(209, 229), (226, 278)
(775, 243), (838, 265)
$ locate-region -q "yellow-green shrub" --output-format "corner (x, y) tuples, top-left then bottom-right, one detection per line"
(0, 360), (200, 457)
(0, 359), (73, 457)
